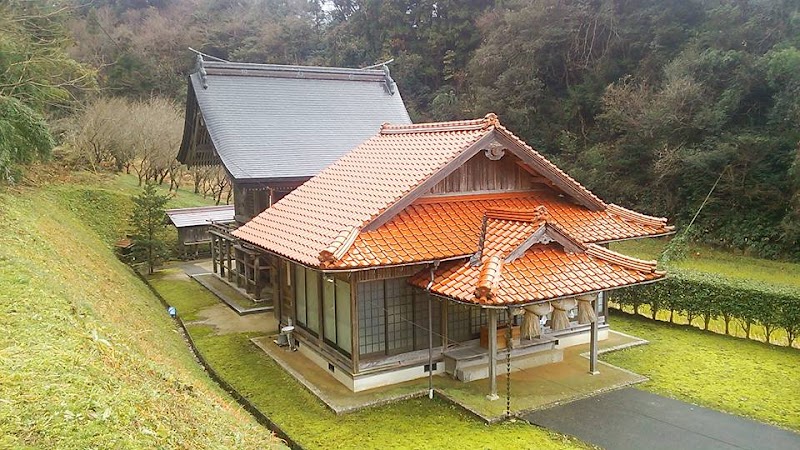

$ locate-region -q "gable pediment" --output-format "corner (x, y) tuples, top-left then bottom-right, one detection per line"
(363, 127), (605, 232)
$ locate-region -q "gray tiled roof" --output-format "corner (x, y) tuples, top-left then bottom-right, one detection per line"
(166, 205), (235, 228)
(183, 61), (411, 181)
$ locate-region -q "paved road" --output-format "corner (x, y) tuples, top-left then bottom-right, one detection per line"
(525, 388), (800, 450)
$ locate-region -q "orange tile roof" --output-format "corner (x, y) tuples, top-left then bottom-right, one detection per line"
(233, 117), (492, 266)
(408, 213), (664, 306)
(233, 114), (673, 268)
(328, 191), (672, 268)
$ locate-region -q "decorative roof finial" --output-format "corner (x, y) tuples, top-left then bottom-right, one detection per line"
(534, 205), (549, 223)
(484, 112), (499, 128)
(383, 64), (396, 95)
(196, 54), (209, 89)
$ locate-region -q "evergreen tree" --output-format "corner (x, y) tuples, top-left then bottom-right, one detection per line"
(0, 0), (95, 182)
(0, 97), (53, 182)
(130, 183), (170, 274)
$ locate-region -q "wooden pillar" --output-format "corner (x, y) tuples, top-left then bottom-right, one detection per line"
(351, 275), (359, 375)
(589, 291), (602, 375)
(243, 251), (252, 292)
(211, 235), (217, 273)
(219, 237), (226, 277)
(226, 240), (233, 282)
(253, 255), (261, 300)
(487, 308), (499, 400)
(236, 249), (244, 288)
(272, 256), (280, 320)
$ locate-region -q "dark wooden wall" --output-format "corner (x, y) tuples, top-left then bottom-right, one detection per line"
(233, 181), (306, 224)
(429, 152), (533, 195)
(178, 226), (213, 245)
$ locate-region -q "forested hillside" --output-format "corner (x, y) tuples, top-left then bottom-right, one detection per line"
(5, 0), (800, 259)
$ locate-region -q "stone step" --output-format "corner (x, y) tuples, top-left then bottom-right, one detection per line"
(454, 348), (564, 383)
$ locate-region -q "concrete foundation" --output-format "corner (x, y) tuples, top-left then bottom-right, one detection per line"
(296, 324), (609, 392)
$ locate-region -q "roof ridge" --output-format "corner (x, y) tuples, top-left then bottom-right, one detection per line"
(493, 123), (607, 209)
(381, 113), (499, 134)
(319, 227), (360, 267)
(485, 205), (549, 223)
(585, 244), (659, 273)
(607, 204), (672, 228)
(199, 61), (392, 85)
(475, 255), (503, 302)
(201, 60), (386, 76)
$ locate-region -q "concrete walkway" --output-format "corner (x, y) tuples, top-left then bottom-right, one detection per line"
(189, 304), (277, 335)
(525, 388), (800, 450)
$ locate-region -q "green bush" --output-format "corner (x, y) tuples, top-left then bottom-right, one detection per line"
(613, 270), (800, 346)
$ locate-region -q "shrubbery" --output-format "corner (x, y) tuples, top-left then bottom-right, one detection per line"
(612, 269), (800, 347)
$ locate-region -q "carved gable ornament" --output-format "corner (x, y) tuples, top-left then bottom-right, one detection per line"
(483, 141), (506, 161)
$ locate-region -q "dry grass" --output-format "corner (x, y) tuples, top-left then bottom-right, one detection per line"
(0, 183), (281, 449)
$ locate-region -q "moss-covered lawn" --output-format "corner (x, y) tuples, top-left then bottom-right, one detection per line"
(149, 272), (220, 321)
(152, 274), (590, 450)
(604, 312), (800, 431)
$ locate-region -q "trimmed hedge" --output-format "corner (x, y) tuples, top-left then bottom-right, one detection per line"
(612, 269), (800, 347)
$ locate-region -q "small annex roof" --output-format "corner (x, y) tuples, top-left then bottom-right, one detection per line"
(407, 208), (664, 307)
(177, 58), (412, 181)
(166, 205), (235, 228)
(233, 114), (673, 268)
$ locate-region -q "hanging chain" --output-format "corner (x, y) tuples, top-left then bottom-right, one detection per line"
(505, 324), (512, 419)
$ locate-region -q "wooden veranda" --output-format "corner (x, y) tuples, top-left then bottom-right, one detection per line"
(209, 223), (276, 303)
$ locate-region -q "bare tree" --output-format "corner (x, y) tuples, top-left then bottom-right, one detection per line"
(70, 97), (130, 171)
(127, 97), (183, 186)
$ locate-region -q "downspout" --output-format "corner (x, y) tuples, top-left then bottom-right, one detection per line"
(425, 260), (440, 400)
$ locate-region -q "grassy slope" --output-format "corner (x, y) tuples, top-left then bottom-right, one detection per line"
(605, 312), (800, 431)
(50, 171), (218, 246)
(151, 275), (590, 450)
(612, 238), (800, 289)
(0, 178), (280, 449)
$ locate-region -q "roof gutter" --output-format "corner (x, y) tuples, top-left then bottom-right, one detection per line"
(319, 253), (469, 274)
(426, 276), (666, 310)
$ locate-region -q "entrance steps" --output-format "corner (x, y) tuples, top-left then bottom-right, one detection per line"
(443, 337), (563, 382)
